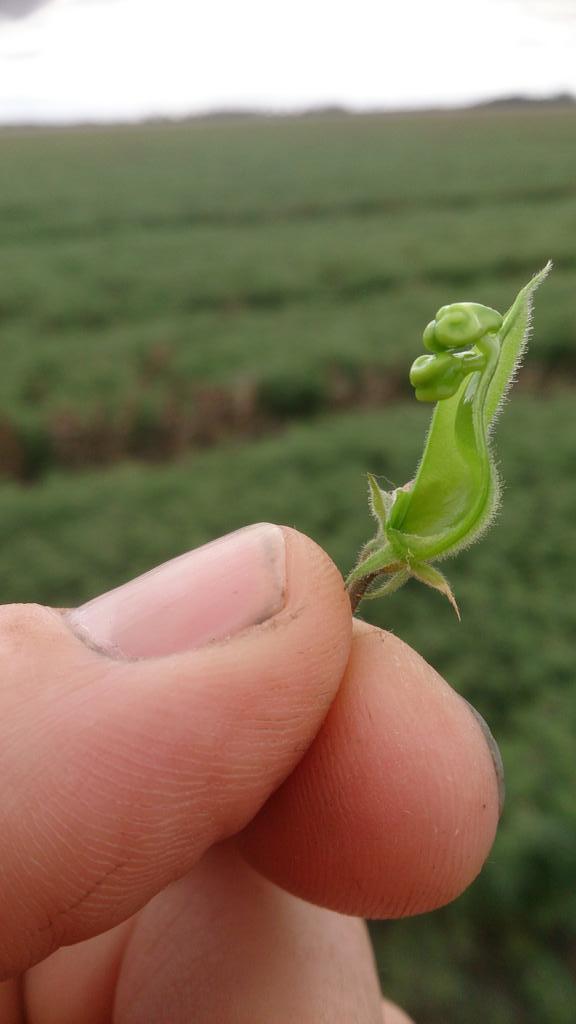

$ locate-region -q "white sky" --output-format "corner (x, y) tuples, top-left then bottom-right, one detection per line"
(1, 0), (576, 124)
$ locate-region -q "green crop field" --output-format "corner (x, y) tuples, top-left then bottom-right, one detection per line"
(0, 113), (575, 481)
(1, 109), (575, 1022)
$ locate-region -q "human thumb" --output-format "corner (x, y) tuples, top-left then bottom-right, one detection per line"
(0, 525), (351, 978)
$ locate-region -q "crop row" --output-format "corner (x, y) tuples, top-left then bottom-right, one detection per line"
(1, 199), (574, 331)
(2, 110), (576, 234)
(0, 268), (572, 479)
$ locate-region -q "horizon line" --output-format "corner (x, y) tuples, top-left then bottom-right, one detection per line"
(1, 91), (575, 131)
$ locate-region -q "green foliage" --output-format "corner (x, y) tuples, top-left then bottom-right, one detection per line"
(257, 370), (328, 418)
(1, 116), (576, 477)
(2, 112), (576, 228)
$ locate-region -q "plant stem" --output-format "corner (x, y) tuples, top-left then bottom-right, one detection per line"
(346, 573), (378, 614)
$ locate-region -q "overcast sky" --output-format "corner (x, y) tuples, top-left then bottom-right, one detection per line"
(1, 0), (576, 124)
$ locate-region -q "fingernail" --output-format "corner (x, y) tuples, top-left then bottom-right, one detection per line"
(66, 524), (286, 659)
(462, 699), (505, 818)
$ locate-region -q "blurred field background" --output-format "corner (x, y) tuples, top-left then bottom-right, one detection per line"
(0, 108), (575, 1022)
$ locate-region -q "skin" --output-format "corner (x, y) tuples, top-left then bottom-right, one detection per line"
(0, 527), (501, 1022)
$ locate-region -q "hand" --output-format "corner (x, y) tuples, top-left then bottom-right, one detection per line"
(0, 525), (503, 1023)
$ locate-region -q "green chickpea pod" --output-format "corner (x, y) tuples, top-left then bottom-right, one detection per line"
(346, 265), (551, 614)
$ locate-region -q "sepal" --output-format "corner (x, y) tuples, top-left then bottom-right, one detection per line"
(367, 473), (394, 532)
(410, 562), (460, 619)
(362, 568), (411, 600)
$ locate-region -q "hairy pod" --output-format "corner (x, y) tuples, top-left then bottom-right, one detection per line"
(346, 265), (551, 612)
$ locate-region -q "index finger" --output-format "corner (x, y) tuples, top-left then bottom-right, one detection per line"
(240, 622), (503, 918)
